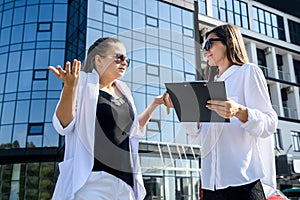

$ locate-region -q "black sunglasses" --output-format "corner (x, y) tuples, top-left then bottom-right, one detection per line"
(113, 53), (130, 66)
(203, 38), (226, 51)
(100, 53), (130, 66)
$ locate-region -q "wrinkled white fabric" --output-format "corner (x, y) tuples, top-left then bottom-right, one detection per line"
(74, 171), (135, 200)
(52, 69), (146, 200)
(184, 63), (278, 198)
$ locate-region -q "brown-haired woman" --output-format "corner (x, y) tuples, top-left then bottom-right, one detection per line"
(184, 24), (278, 200)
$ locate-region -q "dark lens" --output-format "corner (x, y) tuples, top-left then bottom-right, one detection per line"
(115, 54), (130, 66)
(204, 40), (211, 51)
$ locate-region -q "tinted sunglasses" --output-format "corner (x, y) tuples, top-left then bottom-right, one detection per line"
(100, 53), (130, 66)
(113, 53), (130, 66)
(203, 38), (226, 51)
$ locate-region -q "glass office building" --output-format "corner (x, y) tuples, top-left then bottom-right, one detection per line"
(1, 0), (300, 199)
(0, 0), (201, 199)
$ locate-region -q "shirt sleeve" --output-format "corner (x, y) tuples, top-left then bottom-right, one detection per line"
(240, 64), (278, 138)
(52, 111), (76, 136)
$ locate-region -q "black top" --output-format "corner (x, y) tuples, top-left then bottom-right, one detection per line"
(93, 90), (134, 188)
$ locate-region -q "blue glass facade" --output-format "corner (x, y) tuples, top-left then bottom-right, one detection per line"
(1, 0), (299, 199)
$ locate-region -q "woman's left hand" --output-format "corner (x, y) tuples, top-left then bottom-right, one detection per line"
(206, 98), (242, 119)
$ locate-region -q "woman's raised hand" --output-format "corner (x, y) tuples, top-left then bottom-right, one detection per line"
(48, 59), (81, 88)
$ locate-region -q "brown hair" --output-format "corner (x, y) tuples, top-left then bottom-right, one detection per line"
(204, 24), (249, 81)
(83, 37), (122, 72)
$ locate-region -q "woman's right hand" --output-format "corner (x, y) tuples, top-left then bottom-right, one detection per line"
(48, 59), (81, 89)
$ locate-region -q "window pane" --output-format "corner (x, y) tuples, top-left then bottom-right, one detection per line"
(25, 5), (38, 23)
(133, 0), (145, 13)
(18, 70), (33, 92)
(159, 2), (170, 21)
(24, 24), (37, 42)
(12, 124), (27, 148)
(11, 25), (24, 44)
(1, 102), (15, 124)
(119, 8), (132, 29)
(43, 123), (59, 147)
(39, 5), (53, 21)
(8, 51), (21, 72)
(2, 10), (12, 27)
(182, 10), (193, 28)
(30, 100), (45, 122)
(53, 4), (67, 21)
(0, 125), (13, 147)
(13, 7), (25, 24)
(146, 0), (158, 18)
(5, 72), (18, 93)
(171, 6), (181, 25)
(15, 100), (30, 123)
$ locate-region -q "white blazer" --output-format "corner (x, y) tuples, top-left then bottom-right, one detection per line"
(51, 69), (146, 200)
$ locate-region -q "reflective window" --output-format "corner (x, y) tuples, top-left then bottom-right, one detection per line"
(13, 7), (25, 25)
(252, 6), (285, 40)
(5, 72), (18, 93)
(8, 51), (21, 72)
(133, 0), (145, 13)
(159, 2), (170, 21)
(28, 123), (44, 135)
(30, 100), (45, 122)
(13, 124), (27, 148)
(11, 25), (24, 44)
(25, 5), (38, 23)
(119, 8), (132, 29)
(199, 0), (207, 15)
(146, 16), (158, 27)
(39, 5), (53, 21)
(146, 0), (158, 18)
(53, 4), (68, 21)
(212, 0), (248, 29)
(35, 49), (50, 69)
(43, 123), (59, 147)
(0, 54), (8, 73)
(0, 125), (13, 147)
(288, 19), (300, 46)
(2, 9), (12, 27)
(0, 74), (5, 94)
(24, 24), (37, 42)
(34, 69), (48, 80)
(1, 102), (15, 124)
(15, 101), (30, 123)
(171, 6), (182, 25)
(38, 22), (52, 32)
(0, 27), (11, 45)
(104, 3), (118, 15)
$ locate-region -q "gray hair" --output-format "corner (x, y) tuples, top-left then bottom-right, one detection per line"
(83, 37), (122, 73)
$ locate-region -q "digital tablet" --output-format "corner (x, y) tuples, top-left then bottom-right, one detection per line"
(165, 81), (229, 122)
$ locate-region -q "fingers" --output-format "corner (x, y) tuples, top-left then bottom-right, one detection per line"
(206, 100), (235, 119)
(71, 59), (81, 75)
(48, 65), (63, 78)
(65, 61), (71, 73)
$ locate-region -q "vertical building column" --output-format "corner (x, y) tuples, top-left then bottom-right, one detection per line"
(265, 47), (278, 79)
(245, 42), (257, 63)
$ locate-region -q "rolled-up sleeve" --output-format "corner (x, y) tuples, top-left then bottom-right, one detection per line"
(52, 109), (76, 136)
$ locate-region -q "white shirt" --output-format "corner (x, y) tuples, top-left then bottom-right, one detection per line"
(51, 70), (146, 200)
(184, 63), (278, 197)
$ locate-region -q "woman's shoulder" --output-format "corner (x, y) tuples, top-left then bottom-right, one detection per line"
(240, 63), (263, 74)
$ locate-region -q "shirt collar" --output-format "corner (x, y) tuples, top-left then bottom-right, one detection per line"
(214, 65), (240, 81)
